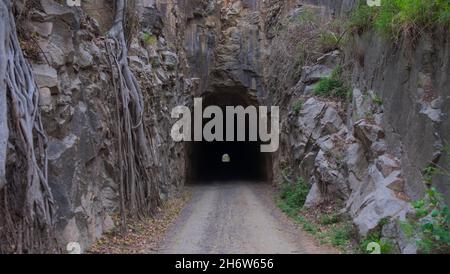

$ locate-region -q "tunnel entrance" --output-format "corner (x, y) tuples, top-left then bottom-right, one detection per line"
(186, 90), (272, 183)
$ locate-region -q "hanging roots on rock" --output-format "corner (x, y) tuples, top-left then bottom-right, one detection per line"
(0, 0), (57, 253)
(105, 0), (160, 232)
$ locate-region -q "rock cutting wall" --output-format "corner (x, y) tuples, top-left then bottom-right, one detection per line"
(10, 0), (189, 251)
(271, 0), (449, 253)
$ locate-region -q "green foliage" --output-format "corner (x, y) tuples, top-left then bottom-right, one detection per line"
(297, 9), (315, 24)
(296, 215), (318, 235)
(348, 0), (450, 41)
(372, 93), (383, 106)
(347, 3), (376, 33)
(279, 177), (310, 217)
(292, 100), (303, 114)
(320, 213), (340, 225)
(141, 31), (157, 45)
(400, 187), (450, 254)
(317, 30), (340, 52)
(360, 233), (395, 254)
(314, 66), (350, 99)
(330, 224), (353, 247)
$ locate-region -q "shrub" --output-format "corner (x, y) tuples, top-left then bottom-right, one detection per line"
(320, 213), (340, 225)
(141, 31), (157, 46)
(359, 233), (396, 254)
(317, 30), (340, 52)
(279, 177), (310, 217)
(348, 0), (450, 41)
(400, 187), (450, 254)
(314, 66), (350, 99)
(331, 224), (353, 247)
(347, 3), (376, 33)
(292, 100), (303, 114)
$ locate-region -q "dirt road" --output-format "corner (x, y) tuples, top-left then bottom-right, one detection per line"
(158, 181), (337, 254)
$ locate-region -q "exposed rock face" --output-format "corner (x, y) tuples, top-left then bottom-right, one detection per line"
(8, 0), (188, 251)
(1, 0), (448, 254)
(271, 0), (449, 254)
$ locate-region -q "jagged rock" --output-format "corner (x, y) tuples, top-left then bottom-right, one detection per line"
(129, 55), (145, 70)
(304, 183), (323, 208)
(297, 98), (326, 139)
(40, 0), (79, 25)
(301, 65), (333, 84)
(303, 84), (316, 96)
(352, 88), (370, 120)
(346, 141), (368, 182)
(39, 87), (52, 111)
(320, 106), (344, 135)
(32, 63), (59, 90)
(347, 165), (412, 236)
(76, 45), (93, 68)
(316, 50), (341, 67)
(141, 6), (163, 35)
(371, 140), (387, 156)
(420, 103), (442, 122)
(314, 150), (349, 201)
(162, 51), (178, 70)
(353, 119), (385, 148)
(30, 21), (53, 38)
(375, 154), (400, 177)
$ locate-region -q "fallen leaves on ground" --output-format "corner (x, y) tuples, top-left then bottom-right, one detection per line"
(87, 193), (189, 254)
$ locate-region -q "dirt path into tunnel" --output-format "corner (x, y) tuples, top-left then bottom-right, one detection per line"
(156, 182), (338, 254)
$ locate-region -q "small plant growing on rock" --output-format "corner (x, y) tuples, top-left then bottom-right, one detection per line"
(292, 100), (303, 114)
(141, 31), (157, 46)
(314, 66), (350, 100)
(372, 93), (383, 106)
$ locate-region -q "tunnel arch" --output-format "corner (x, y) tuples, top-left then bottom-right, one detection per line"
(185, 90), (273, 183)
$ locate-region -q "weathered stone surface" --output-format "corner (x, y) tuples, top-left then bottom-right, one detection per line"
(304, 183), (323, 208)
(32, 64), (58, 88)
(376, 154), (400, 178)
(301, 65), (333, 84)
(161, 50), (178, 70)
(39, 87), (53, 111)
(354, 119), (385, 148)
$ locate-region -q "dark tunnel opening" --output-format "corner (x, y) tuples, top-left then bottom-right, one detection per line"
(186, 90), (272, 183)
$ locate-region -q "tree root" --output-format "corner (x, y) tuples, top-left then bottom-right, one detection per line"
(0, 0), (57, 253)
(106, 0), (160, 232)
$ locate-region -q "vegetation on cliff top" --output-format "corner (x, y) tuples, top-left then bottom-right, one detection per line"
(349, 0), (450, 41)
